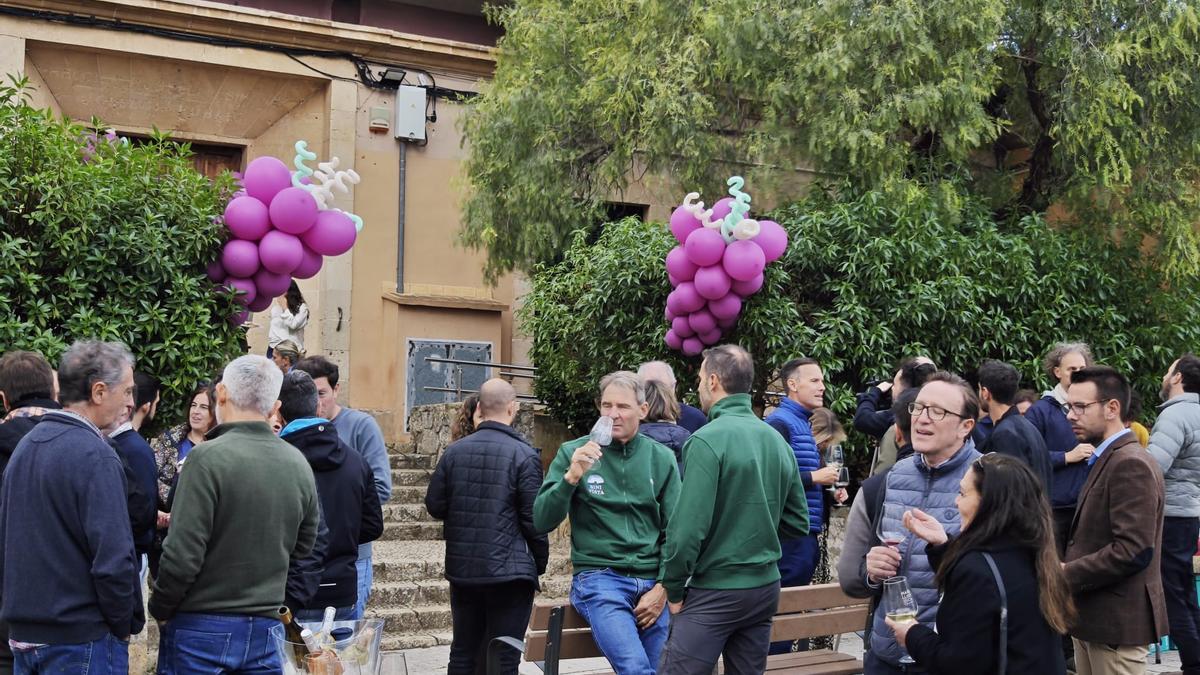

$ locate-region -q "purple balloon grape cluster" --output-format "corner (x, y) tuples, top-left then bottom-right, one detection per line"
(663, 189), (788, 356)
(208, 156), (359, 325)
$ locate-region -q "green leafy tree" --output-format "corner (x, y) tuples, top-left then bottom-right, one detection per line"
(463, 0), (1200, 281)
(0, 77), (244, 427)
(522, 182), (1200, 444)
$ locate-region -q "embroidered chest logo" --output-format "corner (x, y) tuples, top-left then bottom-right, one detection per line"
(586, 474), (606, 496)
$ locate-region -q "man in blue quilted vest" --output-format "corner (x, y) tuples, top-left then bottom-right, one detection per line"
(764, 358), (839, 654)
(860, 371), (982, 674)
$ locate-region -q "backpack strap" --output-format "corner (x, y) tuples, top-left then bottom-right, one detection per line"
(981, 552), (1008, 674)
(861, 477), (889, 651)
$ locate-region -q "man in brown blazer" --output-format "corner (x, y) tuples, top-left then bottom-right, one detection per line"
(1063, 365), (1168, 675)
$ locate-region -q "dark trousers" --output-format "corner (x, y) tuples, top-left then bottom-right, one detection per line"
(1052, 507), (1077, 667)
(448, 580), (534, 675)
(1163, 516), (1200, 674)
(770, 534), (820, 655)
(659, 581), (780, 675)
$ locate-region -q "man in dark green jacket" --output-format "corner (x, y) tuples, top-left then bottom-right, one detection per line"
(534, 371), (680, 675)
(659, 345), (810, 675)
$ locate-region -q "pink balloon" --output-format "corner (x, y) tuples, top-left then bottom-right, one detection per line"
(710, 197), (735, 222)
(253, 268), (291, 299)
(684, 228), (726, 267)
(694, 265), (732, 300)
(723, 239), (766, 281)
(268, 187), (319, 235)
(223, 196), (271, 241)
(259, 230), (304, 275)
(672, 316), (696, 338)
(664, 305), (676, 322)
(688, 308), (717, 334)
(292, 244), (323, 279)
(247, 293), (273, 313)
(674, 282), (706, 313)
(666, 290), (686, 316)
(205, 259), (226, 283)
(665, 246), (698, 282)
(708, 292), (743, 320)
(302, 210), (358, 257)
(665, 329), (683, 350)
(224, 276), (257, 306)
(682, 336), (704, 356)
(669, 205), (703, 244)
(754, 220), (789, 263)
(243, 156), (293, 205)
(221, 239), (260, 278)
(668, 273), (682, 287)
(731, 273), (764, 297)
(717, 315), (738, 329)
(699, 328), (723, 346)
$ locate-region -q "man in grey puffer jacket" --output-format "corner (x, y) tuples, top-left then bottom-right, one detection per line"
(1148, 354), (1200, 675)
(845, 372), (982, 674)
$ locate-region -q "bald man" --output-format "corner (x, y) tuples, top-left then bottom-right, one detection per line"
(426, 379), (548, 675)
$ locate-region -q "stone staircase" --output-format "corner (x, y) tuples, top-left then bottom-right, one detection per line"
(370, 445), (574, 652)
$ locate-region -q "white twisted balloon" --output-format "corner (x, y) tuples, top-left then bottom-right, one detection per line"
(681, 192), (723, 229)
(732, 218), (761, 240)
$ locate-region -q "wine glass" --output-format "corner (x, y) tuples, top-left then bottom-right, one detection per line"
(883, 576), (919, 664)
(876, 503), (907, 549)
(833, 466), (850, 504)
(825, 445), (845, 496)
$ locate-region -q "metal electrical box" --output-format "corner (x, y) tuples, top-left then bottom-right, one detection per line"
(405, 339), (493, 428)
(394, 85), (427, 142)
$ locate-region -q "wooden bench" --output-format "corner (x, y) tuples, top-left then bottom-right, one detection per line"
(489, 583), (869, 675)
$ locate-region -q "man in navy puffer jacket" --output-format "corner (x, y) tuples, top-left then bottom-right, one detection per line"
(765, 358), (839, 654)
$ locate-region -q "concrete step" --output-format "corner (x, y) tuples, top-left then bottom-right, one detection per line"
(392, 469), (433, 487)
(383, 503), (430, 523)
(390, 453), (437, 470)
(381, 521), (442, 541)
(389, 486), (427, 503)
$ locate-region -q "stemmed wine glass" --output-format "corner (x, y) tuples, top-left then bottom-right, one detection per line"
(876, 503), (907, 549)
(883, 576), (919, 664)
(824, 445), (848, 503)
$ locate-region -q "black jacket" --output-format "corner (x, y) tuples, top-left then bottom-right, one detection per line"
(906, 538), (1066, 675)
(110, 430), (158, 556)
(981, 407), (1054, 495)
(282, 420), (384, 609)
(854, 387), (894, 439)
(286, 507), (330, 611)
(425, 421), (549, 586)
(639, 422), (691, 475)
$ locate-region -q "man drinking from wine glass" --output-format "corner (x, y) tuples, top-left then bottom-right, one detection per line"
(846, 372), (982, 674)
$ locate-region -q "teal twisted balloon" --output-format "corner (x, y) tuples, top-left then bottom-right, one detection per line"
(291, 140), (317, 189)
(721, 176), (752, 242)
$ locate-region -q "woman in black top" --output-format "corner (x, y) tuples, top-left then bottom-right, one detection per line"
(886, 453), (1074, 675)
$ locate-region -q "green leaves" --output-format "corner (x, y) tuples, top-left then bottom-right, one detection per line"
(0, 80), (243, 430)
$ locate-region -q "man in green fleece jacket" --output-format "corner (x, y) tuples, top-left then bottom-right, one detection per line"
(659, 345), (810, 675)
(534, 371), (681, 675)
(150, 355), (319, 674)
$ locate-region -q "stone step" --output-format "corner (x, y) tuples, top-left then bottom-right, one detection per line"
(383, 503), (429, 523)
(390, 453), (437, 470)
(381, 521), (442, 541)
(371, 540), (574, 583)
(372, 575), (573, 607)
(389, 486), (427, 503)
(366, 604), (454, 633)
(392, 469), (433, 487)
(380, 631), (453, 651)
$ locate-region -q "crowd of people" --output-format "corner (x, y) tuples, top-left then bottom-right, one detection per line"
(427, 342), (1200, 675)
(0, 339), (391, 674)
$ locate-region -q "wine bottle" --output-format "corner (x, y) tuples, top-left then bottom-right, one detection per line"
(278, 606), (311, 664)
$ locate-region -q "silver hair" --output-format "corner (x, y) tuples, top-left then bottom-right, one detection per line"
(637, 360), (677, 388)
(222, 355), (283, 417)
(599, 370), (646, 405)
(57, 340), (135, 406)
(1042, 342), (1093, 379)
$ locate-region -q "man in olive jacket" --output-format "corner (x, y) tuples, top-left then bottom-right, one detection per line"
(1063, 366), (1167, 674)
(660, 345), (810, 675)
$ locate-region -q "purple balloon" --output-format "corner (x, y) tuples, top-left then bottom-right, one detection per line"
(229, 309), (250, 326)
(221, 239), (260, 278)
(682, 336), (704, 356)
(699, 328), (723, 346)
(688, 308), (717, 334)
(224, 276), (257, 306)
(709, 292), (743, 320)
(292, 244), (323, 279)
(694, 265), (732, 300)
(684, 228), (726, 268)
(717, 314), (738, 329)
(664, 305), (676, 322)
(268, 187), (320, 235)
(665, 245), (698, 282)
(754, 220), (789, 263)
(669, 205), (703, 245)
(223, 196), (271, 241)
(259, 230), (304, 275)
(205, 259), (226, 283)
(723, 239), (766, 282)
(302, 210), (358, 257)
(246, 293), (273, 313)
(243, 156), (293, 205)
(672, 316), (696, 338)
(674, 282), (706, 313)
(731, 273), (764, 297)
(254, 268), (292, 299)
(668, 273), (682, 287)
(710, 197), (735, 222)
(665, 329), (683, 350)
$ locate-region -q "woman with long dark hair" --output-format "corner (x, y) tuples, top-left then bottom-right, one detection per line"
(886, 453), (1074, 674)
(269, 281), (309, 356)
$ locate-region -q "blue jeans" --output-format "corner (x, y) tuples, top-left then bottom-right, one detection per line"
(13, 635), (127, 675)
(293, 606), (357, 625)
(156, 613), (281, 674)
(569, 569), (669, 675)
(354, 555), (371, 620)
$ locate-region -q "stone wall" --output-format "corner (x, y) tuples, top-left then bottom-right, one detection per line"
(408, 401), (538, 460)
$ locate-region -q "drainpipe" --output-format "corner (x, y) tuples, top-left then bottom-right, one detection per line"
(396, 141), (407, 293)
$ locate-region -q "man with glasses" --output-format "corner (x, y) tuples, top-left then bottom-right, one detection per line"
(849, 372), (981, 674)
(1062, 366), (1167, 675)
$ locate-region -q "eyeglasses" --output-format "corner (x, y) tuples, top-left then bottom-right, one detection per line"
(1061, 400), (1108, 416)
(908, 402), (967, 422)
